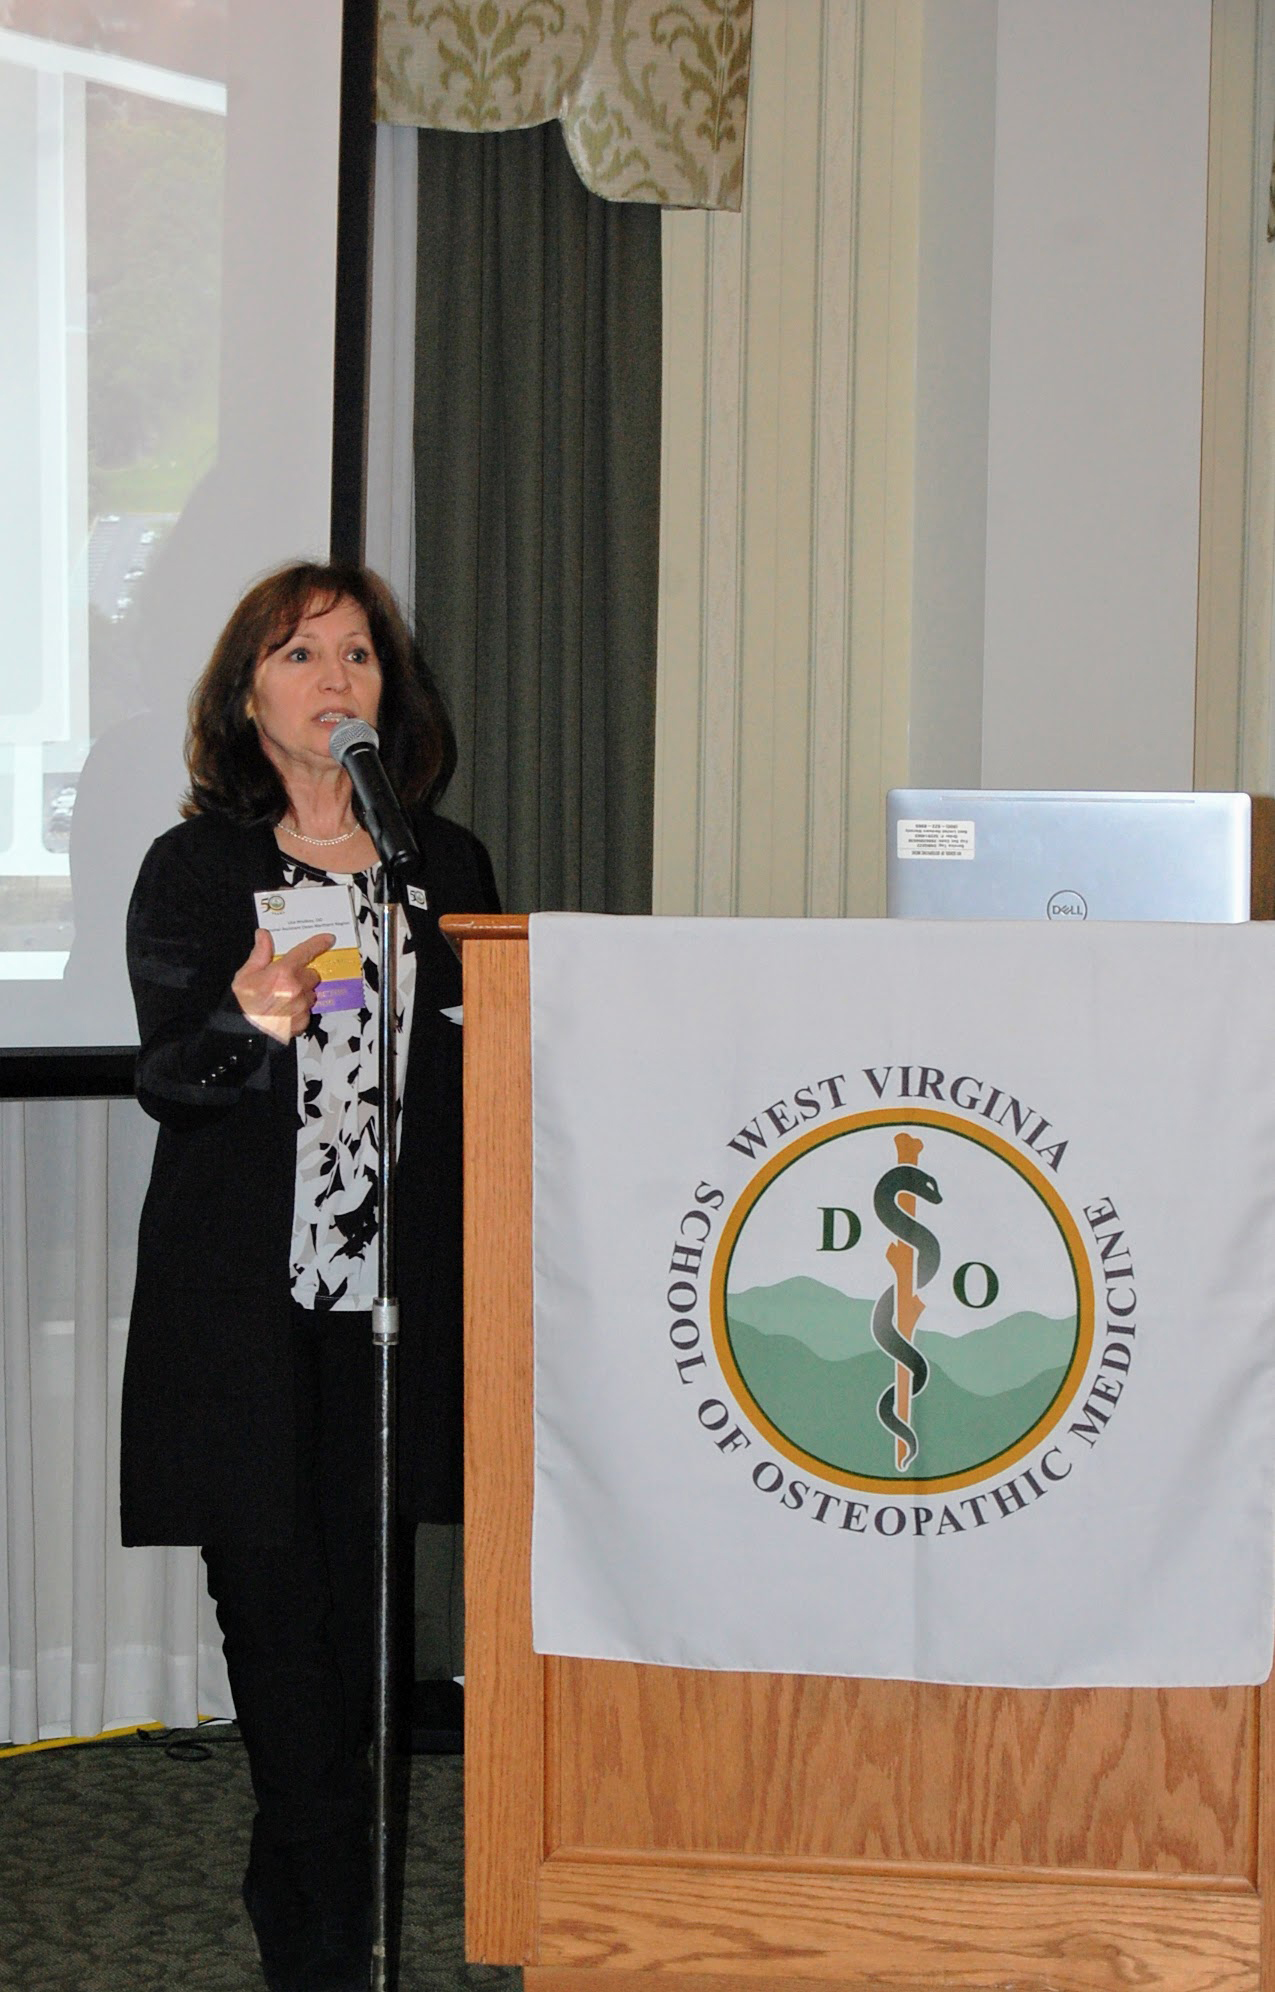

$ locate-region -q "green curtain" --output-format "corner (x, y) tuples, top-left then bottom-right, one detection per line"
(414, 121), (661, 915)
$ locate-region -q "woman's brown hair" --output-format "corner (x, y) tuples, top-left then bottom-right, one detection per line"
(183, 562), (455, 823)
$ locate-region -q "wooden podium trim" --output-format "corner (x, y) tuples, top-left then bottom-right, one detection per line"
(441, 911), (530, 948)
(534, 1854), (1259, 1987)
(462, 932), (542, 1960)
(541, 1844), (1256, 1894)
(1260, 1669), (1275, 1977)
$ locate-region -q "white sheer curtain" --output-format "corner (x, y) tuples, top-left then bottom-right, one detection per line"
(0, 1096), (231, 1746)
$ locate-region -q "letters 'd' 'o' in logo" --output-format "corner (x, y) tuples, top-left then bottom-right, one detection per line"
(709, 1109), (1095, 1494)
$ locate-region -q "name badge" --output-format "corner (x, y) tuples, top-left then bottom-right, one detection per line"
(253, 883), (363, 1012)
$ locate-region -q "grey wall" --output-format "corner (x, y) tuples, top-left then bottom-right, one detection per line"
(910, 0), (998, 789)
(910, 0), (1213, 795)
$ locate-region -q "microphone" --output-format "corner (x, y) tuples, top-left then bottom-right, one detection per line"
(328, 719), (420, 875)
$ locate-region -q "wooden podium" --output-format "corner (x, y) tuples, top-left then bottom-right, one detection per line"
(444, 913), (1273, 1992)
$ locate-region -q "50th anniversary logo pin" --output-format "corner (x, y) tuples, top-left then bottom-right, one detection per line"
(665, 1063), (1136, 1538)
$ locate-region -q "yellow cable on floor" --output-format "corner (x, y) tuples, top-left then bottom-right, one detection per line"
(0, 1717), (229, 1760)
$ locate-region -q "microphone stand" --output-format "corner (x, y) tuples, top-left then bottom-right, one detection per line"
(326, 720), (421, 1990)
(371, 864), (402, 1992)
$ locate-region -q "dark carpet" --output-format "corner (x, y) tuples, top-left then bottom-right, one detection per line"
(0, 1726), (520, 1990)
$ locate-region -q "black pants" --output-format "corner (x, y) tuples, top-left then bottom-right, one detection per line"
(202, 1304), (376, 1925)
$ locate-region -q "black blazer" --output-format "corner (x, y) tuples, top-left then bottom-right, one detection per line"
(120, 807), (499, 1546)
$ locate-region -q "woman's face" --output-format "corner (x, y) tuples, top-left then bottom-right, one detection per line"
(249, 594), (382, 785)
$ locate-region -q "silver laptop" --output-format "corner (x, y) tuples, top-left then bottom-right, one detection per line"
(886, 790), (1252, 923)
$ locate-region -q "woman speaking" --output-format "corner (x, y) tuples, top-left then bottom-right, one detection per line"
(121, 562), (498, 1990)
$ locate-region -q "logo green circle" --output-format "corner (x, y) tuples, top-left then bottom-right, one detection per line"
(710, 1109), (1094, 1494)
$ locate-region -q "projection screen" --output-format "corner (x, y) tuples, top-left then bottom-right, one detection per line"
(0, 0), (350, 1079)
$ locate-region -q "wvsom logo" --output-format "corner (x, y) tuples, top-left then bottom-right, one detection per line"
(708, 1099), (1096, 1497)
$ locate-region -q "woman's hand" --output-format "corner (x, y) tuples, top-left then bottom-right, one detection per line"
(232, 928), (335, 1045)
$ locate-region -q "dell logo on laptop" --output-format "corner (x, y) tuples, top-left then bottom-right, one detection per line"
(1047, 890), (1088, 920)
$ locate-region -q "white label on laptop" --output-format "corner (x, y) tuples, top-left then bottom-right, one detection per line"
(897, 819), (975, 860)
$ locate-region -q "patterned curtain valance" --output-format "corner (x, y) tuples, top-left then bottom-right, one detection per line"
(375, 1), (752, 210)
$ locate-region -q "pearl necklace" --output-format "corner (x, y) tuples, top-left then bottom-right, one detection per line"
(279, 822), (361, 848)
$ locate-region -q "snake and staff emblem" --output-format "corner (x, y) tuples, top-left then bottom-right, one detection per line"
(870, 1133), (943, 1469)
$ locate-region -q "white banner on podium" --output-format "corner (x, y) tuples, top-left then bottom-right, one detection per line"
(529, 915), (1275, 1688)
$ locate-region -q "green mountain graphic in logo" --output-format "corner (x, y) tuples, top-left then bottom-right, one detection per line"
(726, 1276), (1076, 1480)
